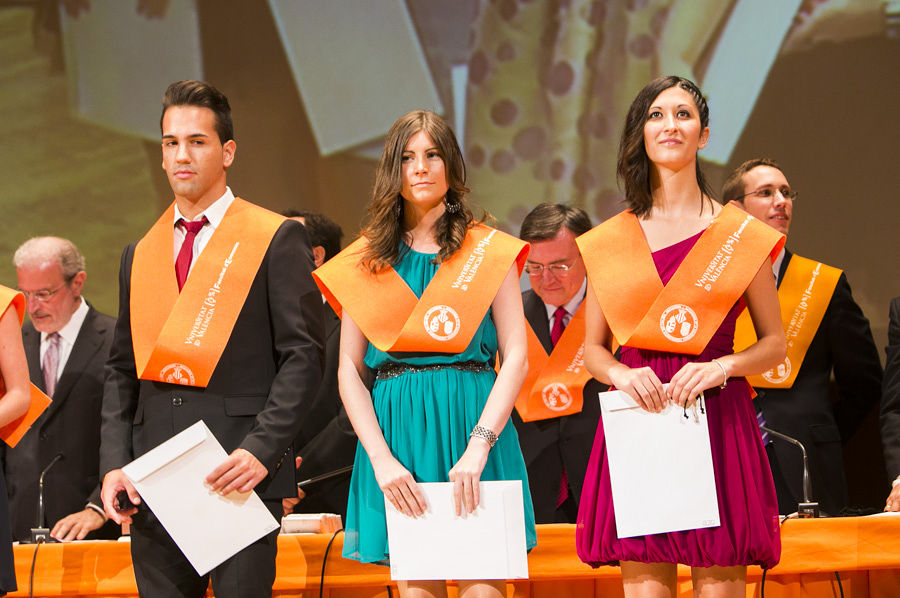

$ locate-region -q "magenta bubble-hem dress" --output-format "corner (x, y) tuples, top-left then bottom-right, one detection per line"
(576, 231), (781, 569)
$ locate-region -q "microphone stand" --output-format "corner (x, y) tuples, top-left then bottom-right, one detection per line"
(28, 453), (64, 544)
(760, 426), (819, 518)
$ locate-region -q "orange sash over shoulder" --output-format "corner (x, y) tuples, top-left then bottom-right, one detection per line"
(312, 224), (528, 353)
(0, 286), (52, 447)
(576, 203), (784, 355)
(131, 199), (285, 387)
(513, 304), (591, 422)
(733, 255), (841, 388)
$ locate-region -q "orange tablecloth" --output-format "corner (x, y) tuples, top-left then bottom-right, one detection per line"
(10, 517), (900, 597)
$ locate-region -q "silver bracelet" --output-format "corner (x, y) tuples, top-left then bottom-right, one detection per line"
(711, 358), (728, 388)
(470, 425), (498, 448)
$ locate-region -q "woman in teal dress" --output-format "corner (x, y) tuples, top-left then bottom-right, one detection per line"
(335, 110), (536, 598)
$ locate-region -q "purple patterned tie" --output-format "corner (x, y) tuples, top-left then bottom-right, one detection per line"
(42, 332), (61, 397)
(757, 410), (770, 445)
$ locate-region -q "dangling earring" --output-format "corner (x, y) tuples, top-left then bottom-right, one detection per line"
(394, 195), (403, 218)
(444, 197), (461, 214)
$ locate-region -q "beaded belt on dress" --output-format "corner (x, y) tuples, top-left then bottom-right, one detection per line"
(375, 360), (492, 380)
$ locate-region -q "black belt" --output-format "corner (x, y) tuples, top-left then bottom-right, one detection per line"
(375, 360), (491, 380)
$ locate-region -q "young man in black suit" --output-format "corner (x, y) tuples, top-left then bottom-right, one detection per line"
(513, 203), (605, 523)
(7, 236), (118, 542)
(725, 158), (882, 516)
(99, 80), (324, 597)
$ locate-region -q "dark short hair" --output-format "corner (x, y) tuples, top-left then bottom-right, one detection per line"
(519, 203), (592, 242)
(282, 210), (344, 261)
(161, 80), (233, 144)
(618, 76), (714, 217)
(722, 158), (785, 204)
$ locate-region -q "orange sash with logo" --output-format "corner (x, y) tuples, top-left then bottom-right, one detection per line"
(0, 286), (52, 447)
(513, 304), (592, 422)
(130, 199), (285, 387)
(576, 204), (784, 355)
(733, 255), (841, 388)
(312, 225), (528, 353)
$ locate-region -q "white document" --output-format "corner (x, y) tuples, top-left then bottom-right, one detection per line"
(599, 387), (720, 538)
(122, 421), (280, 575)
(384, 481), (528, 580)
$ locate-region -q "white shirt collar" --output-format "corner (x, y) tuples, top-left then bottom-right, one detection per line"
(772, 247), (786, 285)
(41, 296), (88, 346)
(172, 186), (235, 229)
(543, 277), (588, 322)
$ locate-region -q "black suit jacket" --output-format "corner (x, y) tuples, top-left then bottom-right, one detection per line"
(755, 250), (882, 515)
(2, 304), (119, 541)
(511, 288), (605, 523)
(100, 219), (325, 501)
(292, 305), (357, 518)
(880, 297), (900, 481)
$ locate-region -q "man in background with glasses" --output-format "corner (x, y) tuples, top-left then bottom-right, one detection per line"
(4, 237), (118, 542)
(724, 159), (882, 516)
(512, 203), (605, 523)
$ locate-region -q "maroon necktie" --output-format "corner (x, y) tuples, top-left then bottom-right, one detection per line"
(175, 217), (208, 291)
(550, 306), (570, 508)
(550, 306), (567, 347)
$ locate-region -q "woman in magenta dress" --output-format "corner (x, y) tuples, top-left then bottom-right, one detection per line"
(576, 76), (786, 597)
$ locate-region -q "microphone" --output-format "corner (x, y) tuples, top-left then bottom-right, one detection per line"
(760, 426), (819, 518)
(28, 453), (65, 544)
(297, 465), (354, 489)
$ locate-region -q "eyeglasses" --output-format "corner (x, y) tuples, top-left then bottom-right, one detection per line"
(524, 262), (575, 277)
(19, 282), (68, 303)
(737, 187), (798, 202)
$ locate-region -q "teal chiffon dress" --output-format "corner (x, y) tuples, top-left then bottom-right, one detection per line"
(342, 246), (538, 564)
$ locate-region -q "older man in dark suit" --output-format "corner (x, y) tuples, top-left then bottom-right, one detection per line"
(512, 203), (605, 523)
(725, 158), (882, 516)
(5, 237), (118, 542)
(99, 81), (324, 598)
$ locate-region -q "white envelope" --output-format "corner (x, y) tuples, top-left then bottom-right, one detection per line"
(122, 421), (280, 575)
(384, 481), (528, 580)
(599, 388), (720, 538)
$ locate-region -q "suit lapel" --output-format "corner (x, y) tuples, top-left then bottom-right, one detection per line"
(22, 323), (43, 389)
(776, 249), (792, 290)
(42, 306), (106, 421)
(523, 291), (554, 354)
(325, 304), (340, 339)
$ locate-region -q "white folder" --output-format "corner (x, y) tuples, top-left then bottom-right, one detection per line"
(599, 388), (720, 538)
(122, 421), (280, 575)
(384, 481), (528, 580)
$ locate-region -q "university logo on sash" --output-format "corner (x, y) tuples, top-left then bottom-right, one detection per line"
(312, 225), (528, 354)
(513, 304), (591, 422)
(734, 255), (841, 388)
(576, 203), (784, 355)
(0, 286), (52, 447)
(130, 199), (285, 387)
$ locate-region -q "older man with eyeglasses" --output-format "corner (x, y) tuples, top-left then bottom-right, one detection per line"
(511, 203), (607, 523)
(5, 237), (119, 542)
(724, 158), (882, 517)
